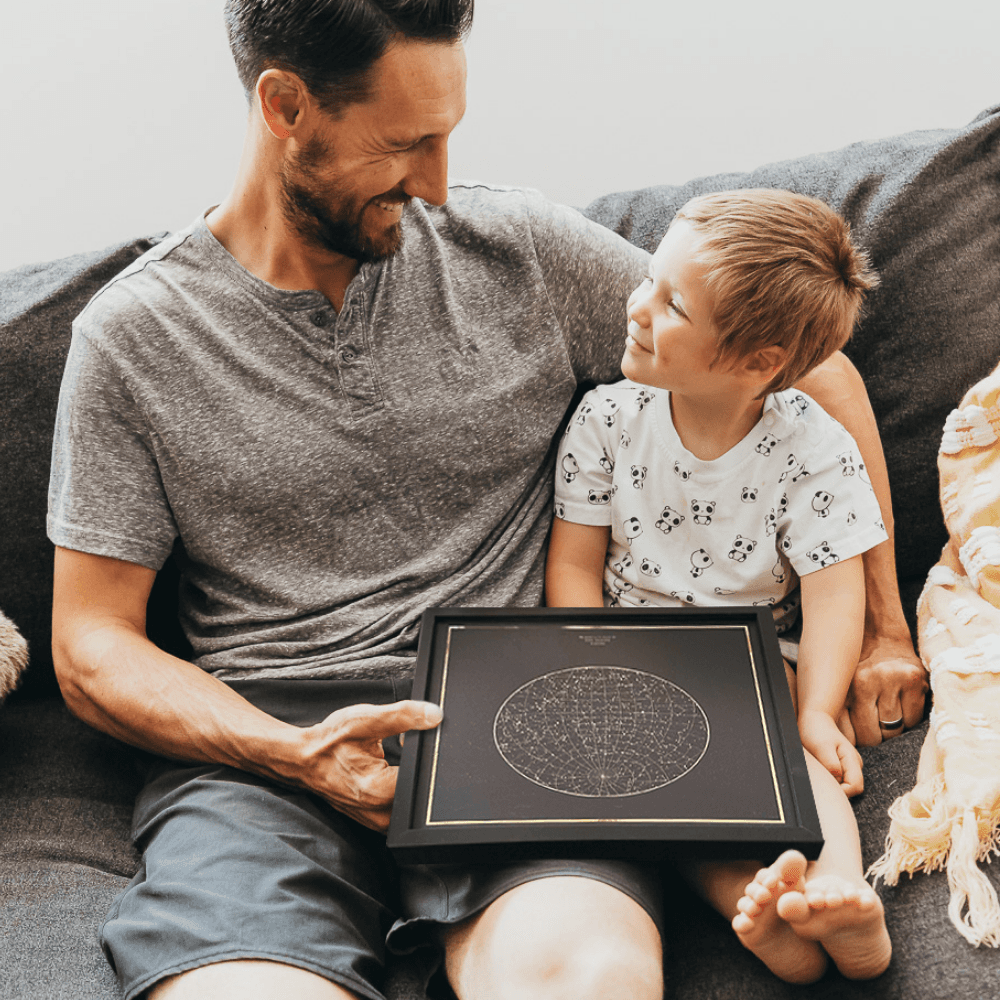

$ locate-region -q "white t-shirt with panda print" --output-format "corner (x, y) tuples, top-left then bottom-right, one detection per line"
(554, 380), (888, 633)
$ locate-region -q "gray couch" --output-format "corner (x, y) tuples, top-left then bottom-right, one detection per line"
(3, 104), (1000, 998)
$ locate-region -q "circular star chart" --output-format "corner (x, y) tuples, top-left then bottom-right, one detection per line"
(493, 665), (710, 798)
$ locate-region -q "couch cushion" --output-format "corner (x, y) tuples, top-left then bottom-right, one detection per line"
(0, 236), (169, 699)
(583, 103), (1000, 630)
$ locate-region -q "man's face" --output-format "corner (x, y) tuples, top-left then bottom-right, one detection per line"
(279, 38), (467, 263)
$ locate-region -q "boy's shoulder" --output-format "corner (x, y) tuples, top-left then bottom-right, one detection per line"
(583, 379), (663, 408)
(767, 389), (851, 443)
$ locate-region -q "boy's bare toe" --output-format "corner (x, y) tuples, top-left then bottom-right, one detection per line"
(777, 875), (891, 980)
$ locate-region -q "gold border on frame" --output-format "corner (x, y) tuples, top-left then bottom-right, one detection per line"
(425, 623), (785, 827)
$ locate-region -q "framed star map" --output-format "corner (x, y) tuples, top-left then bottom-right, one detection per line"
(387, 607), (823, 864)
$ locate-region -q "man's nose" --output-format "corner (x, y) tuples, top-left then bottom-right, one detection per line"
(406, 138), (450, 207)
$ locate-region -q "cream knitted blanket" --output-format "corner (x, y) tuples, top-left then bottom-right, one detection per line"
(869, 362), (1000, 946)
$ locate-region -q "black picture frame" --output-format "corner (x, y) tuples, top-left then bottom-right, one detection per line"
(388, 606), (822, 865)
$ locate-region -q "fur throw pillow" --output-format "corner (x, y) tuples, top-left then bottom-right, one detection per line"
(0, 609), (28, 702)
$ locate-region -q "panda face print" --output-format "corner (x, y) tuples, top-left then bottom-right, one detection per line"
(561, 453), (580, 483)
(764, 510), (778, 536)
(777, 493), (789, 516)
(623, 517), (643, 539)
(771, 556), (787, 583)
(806, 542), (840, 568)
(671, 590), (696, 605)
(600, 398), (621, 426)
(756, 434), (778, 456)
(741, 487), (758, 503)
(691, 499), (716, 525)
(812, 491), (834, 516)
(838, 451), (856, 476)
(554, 501), (565, 519)
(778, 530), (793, 554)
(727, 534), (757, 562)
(639, 558), (661, 577)
(673, 461), (691, 481)
(690, 549), (713, 577)
(847, 509), (857, 526)
(778, 454), (809, 483)
(587, 488), (611, 505)
(790, 394), (810, 416)
(655, 505), (685, 534)
(635, 388), (655, 410)
(620, 430), (632, 449)
(574, 402), (594, 426)
(630, 465), (647, 489)
(611, 577), (633, 595)
(612, 552), (634, 575)
(599, 448), (615, 475)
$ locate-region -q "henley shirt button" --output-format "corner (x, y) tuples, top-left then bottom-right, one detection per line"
(339, 347), (358, 363)
(311, 311), (330, 327)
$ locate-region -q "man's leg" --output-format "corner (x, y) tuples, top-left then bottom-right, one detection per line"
(442, 876), (663, 1000)
(148, 959), (359, 999)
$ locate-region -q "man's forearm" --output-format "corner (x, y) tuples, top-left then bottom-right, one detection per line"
(57, 621), (306, 787)
(797, 352), (912, 649)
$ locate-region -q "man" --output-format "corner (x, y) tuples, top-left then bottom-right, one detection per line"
(49, 2), (925, 998)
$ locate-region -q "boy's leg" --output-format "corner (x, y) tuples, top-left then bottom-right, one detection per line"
(683, 660), (890, 983)
(735, 752), (891, 981)
(441, 875), (663, 1000)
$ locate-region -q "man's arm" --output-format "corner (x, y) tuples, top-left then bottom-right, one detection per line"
(52, 547), (441, 832)
(796, 352), (928, 745)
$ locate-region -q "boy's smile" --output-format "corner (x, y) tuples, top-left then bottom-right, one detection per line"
(621, 219), (728, 396)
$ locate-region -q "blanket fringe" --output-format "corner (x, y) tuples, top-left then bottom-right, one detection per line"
(947, 810), (1000, 947)
(868, 784), (1000, 947)
(868, 776), (951, 885)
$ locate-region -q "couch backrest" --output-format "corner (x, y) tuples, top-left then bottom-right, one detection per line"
(0, 235), (186, 700)
(583, 103), (1000, 622)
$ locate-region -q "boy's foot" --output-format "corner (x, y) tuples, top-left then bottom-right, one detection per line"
(777, 870), (892, 980)
(731, 851), (828, 984)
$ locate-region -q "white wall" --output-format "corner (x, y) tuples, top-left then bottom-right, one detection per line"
(3, 0), (998, 271)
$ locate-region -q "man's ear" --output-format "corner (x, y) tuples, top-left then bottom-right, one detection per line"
(256, 69), (308, 140)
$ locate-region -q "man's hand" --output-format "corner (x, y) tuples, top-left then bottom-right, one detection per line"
(800, 708), (864, 797)
(841, 636), (928, 747)
(299, 700), (443, 832)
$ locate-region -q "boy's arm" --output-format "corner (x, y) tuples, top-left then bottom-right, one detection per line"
(796, 352), (928, 746)
(545, 518), (610, 608)
(796, 554), (866, 796)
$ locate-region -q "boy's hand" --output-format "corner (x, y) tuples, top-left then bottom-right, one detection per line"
(798, 708), (864, 797)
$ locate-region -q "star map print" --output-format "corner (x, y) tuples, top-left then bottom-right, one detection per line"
(492, 665), (710, 797)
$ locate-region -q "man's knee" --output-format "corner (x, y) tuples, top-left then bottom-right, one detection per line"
(146, 959), (358, 999)
(444, 875), (663, 1000)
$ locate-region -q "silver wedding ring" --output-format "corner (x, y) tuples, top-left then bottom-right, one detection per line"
(878, 717), (904, 730)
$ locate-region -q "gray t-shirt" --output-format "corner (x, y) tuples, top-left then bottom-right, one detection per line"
(48, 183), (649, 680)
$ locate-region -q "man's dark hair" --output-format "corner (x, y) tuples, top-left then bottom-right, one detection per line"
(224, 0), (474, 118)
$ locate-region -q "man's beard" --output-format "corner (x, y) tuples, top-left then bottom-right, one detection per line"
(279, 136), (407, 264)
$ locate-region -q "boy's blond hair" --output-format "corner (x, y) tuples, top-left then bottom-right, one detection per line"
(674, 189), (879, 397)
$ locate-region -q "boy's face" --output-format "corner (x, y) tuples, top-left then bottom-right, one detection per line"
(622, 220), (731, 395)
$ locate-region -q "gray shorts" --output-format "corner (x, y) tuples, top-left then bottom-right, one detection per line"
(100, 678), (663, 1000)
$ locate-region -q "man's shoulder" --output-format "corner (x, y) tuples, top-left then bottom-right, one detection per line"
(424, 181), (644, 259)
(75, 221), (208, 335)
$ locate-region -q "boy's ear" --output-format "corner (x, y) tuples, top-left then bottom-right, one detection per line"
(743, 345), (787, 376)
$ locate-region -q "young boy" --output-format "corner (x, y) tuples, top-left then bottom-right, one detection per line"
(546, 189), (892, 983)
